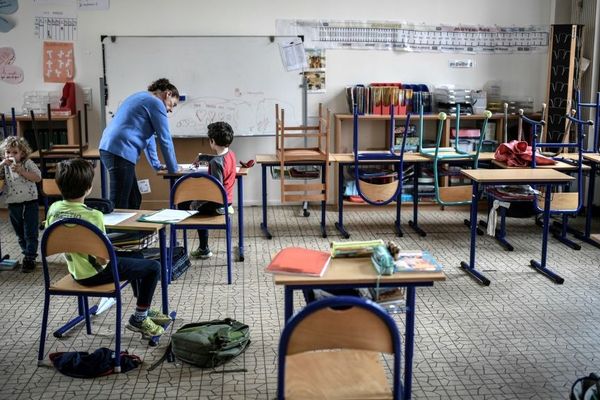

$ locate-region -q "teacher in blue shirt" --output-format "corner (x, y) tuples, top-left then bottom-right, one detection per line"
(99, 78), (180, 209)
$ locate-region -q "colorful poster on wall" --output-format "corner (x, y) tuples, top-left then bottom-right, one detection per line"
(43, 41), (74, 82)
(0, 46), (23, 84)
(277, 19), (549, 54)
(304, 49), (326, 93)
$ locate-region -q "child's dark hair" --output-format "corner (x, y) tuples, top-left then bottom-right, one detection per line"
(0, 136), (32, 160)
(207, 121), (234, 146)
(148, 78), (179, 99)
(55, 158), (94, 200)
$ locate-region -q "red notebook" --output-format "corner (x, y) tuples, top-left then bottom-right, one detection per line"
(265, 247), (331, 277)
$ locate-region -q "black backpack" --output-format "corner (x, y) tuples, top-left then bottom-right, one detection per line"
(571, 373), (600, 400)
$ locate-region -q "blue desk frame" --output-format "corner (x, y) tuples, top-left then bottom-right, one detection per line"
(335, 159), (427, 238)
(259, 160), (328, 239)
(459, 170), (574, 286)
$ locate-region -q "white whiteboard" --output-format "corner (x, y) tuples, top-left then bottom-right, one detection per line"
(102, 36), (303, 137)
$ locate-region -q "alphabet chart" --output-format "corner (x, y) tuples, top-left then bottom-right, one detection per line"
(277, 20), (548, 54)
(34, 12), (77, 41)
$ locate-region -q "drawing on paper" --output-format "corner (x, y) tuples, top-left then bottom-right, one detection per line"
(162, 94), (298, 137)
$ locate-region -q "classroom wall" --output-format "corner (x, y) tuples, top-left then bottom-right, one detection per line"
(0, 0), (557, 205)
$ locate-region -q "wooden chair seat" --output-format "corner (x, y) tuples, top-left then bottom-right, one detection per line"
(285, 349), (391, 400)
(537, 192), (580, 210)
(277, 148), (327, 162)
(173, 214), (226, 226)
(357, 179), (400, 203)
(438, 185), (472, 203)
(49, 274), (125, 294)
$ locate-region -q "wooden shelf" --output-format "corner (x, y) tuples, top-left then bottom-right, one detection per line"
(4, 114), (80, 146)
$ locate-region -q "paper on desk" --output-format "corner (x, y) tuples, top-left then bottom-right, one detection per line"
(179, 164), (208, 172)
(140, 209), (198, 223)
(179, 164), (241, 173)
(103, 212), (137, 226)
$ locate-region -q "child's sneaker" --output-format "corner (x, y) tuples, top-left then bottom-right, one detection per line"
(190, 247), (212, 260)
(21, 258), (35, 273)
(147, 308), (172, 325)
(126, 316), (164, 338)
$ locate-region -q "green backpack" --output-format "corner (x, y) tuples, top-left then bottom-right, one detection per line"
(169, 319), (250, 368)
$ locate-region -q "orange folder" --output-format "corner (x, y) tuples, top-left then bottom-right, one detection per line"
(265, 247), (331, 277)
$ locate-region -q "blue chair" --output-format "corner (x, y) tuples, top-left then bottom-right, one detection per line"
(349, 104), (411, 236)
(278, 296), (403, 400)
(38, 218), (128, 372)
(169, 172), (233, 284)
(489, 110), (589, 251)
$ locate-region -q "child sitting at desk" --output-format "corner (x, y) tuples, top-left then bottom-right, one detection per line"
(189, 121), (237, 259)
(0, 136), (41, 273)
(45, 158), (171, 338)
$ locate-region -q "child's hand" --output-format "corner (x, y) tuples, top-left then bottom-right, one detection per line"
(2, 157), (14, 167)
(192, 154), (201, 167)
(11, 163), (23, 175)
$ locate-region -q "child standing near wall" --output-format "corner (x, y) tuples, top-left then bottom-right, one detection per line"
(190, 121), (237, 259)
(0, 137), (41, 272)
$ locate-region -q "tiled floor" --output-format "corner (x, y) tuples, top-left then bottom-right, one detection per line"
(0, 206), (599, 399)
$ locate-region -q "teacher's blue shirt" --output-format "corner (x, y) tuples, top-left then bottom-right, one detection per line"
(99, 91), (178, 173)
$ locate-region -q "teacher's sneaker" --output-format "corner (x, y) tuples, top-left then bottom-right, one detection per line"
(147, 309), (172, 325)
(126, 316), (164, 338)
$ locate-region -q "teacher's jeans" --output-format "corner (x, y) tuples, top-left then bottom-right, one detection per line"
(100, 150), (141, 210)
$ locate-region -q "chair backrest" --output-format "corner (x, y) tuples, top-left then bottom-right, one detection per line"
(169, 172), (228, 208)
(41, 218), (120, 290)
(278, 296), (402, 399)
(576, 90), (600, 153)
(275, 103), (330, 156)
(519, 109), (590, 213)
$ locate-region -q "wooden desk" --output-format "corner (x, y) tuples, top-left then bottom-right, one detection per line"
(460, 169), (575, 285)
(256, 154), (336, 239)
(158, 167), (249, 262)
(492, 159), (590, 171)
(274, 256), (445, 400)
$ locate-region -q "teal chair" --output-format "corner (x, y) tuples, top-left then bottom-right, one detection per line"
(418, 102), (492, 207)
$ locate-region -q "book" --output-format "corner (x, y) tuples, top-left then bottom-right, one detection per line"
(393, 250), (442, 273)
(137, 209), (198, 224)
(265, 247), (331, 277)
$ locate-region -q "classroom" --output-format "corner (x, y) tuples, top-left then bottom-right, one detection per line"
(0, 0), (599, 399)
